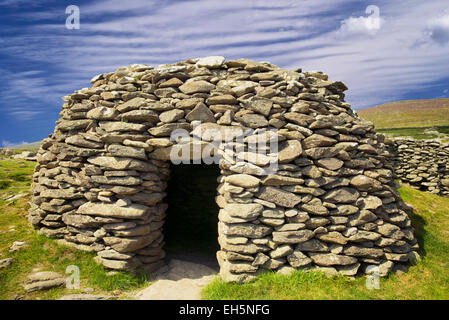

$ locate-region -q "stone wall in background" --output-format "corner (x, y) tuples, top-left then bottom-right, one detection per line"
(386, 137), (449, 197)
(28, 56), (420, 282)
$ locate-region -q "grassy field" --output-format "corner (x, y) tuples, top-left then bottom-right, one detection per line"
(357, 98), (449, 129)
(0, 159), (150, 300)
(202, 185), (449, 300)
(377, 126), (449, 141)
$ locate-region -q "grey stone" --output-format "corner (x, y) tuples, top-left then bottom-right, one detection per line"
(257, 186), (302, 208)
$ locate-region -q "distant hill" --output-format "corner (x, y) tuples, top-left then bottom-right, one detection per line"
(357, 98), (449, 129)
(8, 141), (41, 150)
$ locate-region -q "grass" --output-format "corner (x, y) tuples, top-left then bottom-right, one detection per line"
(377, 126), (449, 141)
(202, 184), (449, 300)
(0, 159), (150, 300)
(0, 160), (35, 193)
(357, 98), (449, 129)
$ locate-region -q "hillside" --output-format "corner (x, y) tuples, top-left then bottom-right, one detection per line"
(7, 141), (41, 150)
(357, 98), (449, 129)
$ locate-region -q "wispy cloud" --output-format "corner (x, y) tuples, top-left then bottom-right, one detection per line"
(0, 0), (449, 132)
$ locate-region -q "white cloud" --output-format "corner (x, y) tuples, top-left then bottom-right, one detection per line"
(337, 5), (384, 37)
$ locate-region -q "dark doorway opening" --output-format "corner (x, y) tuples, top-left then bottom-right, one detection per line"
(163, 163), (220, 266)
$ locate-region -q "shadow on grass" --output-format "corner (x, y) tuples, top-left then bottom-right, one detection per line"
(408, 209), (427, 258)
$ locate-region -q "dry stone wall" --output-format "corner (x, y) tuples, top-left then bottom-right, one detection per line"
(29, 56), (419, 282)
(386, 137), (449, 196)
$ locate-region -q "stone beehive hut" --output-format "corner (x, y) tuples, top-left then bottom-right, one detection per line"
(29, 56), (419, 282)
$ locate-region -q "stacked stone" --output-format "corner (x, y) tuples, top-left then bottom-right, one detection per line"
(29, 56), (419, 281)
(386, 137), (449, 197)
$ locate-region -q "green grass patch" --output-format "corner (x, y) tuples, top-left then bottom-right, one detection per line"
(0, 160), (35, 196)
(357, 99), (449, 129)
(0, 160), (150, 300)
(0, 180), (12, 190)
(202, 185), (449, 300)
(378, 126), (449, 140)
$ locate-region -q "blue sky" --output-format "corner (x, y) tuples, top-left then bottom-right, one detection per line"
(1, 0), (449, 147)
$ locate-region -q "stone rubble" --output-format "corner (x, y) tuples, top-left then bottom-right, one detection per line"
(28, 56), (419, 282)
(22, 271), (65, 293)
(0, 258), (13, 269)
(9, 241), (26, 252)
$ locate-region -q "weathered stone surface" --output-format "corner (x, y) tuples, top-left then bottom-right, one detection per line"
(270, 245), (293, 259)
(350, 175), (382, 191)
(121, 109), (159, 122)
(301, 198), (329, 216)
(223, 203), (263, 219)
(257, 186), (302, 208)
(323, 188), (360, 204)
(272, 230), (314, 244)
(159, 109), (185, 123)
(247, 98), (273, 116)
(108, 144), (147, 160)
(287, 250), (312, 268)
(236, 113), (269, 128)
(316, 232), (348, 245)
(87, 107), (119, 120)
(297, 239), (329, 252)
(344, 245), (385, 258)
(148, 123), (191, 136)
(196, 56), (226, 69)
(77, 202), (149, 219)
(56, 120), (92, 131)
(309, 253), (357, 266)
(185, 103), (216, 123)
(159, 77), (183, 88)
(225, 174), (260, 188)
(103, 231), (161, 253)
(96, 256), (141, 270)
(117, 97), (146, 112)
(179, 80), (215, 94)
(229, 162), (266, 176)
(87, 156), (157, 172)
(98, 249), (135, 260)
(316, 158), (344, 171)
(278, 140), (302, 163)
(207, 95), (238, 105)
(99, 121), (148, 132)
(261, 175), (304, 186)
(221, 223), (272, 238)
(303, 134), (337, 149)
(23, 271), (65, 293)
